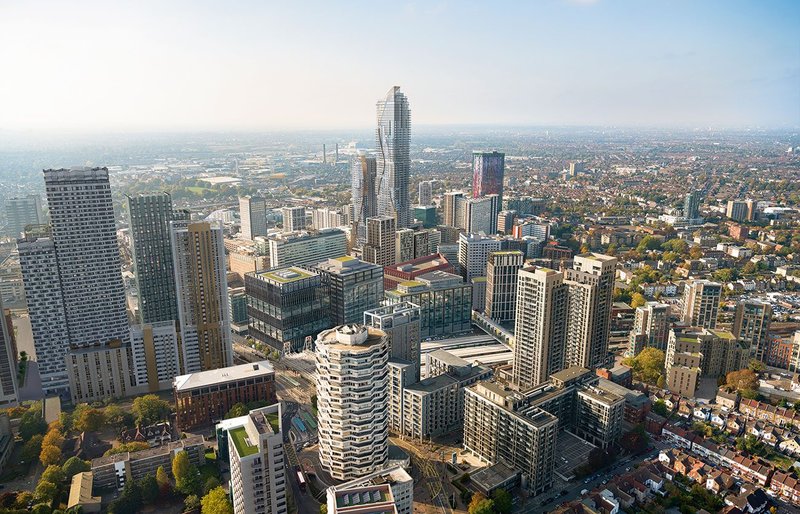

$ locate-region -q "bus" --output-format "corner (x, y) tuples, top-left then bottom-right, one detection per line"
(296, 470), (306, 492)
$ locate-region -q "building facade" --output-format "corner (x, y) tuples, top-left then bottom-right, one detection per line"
(458, 233), (502, 282)
(472, 151), (505, 204)
(3, 195), (43, 237)
(384, 271), (472, 338)
(363, 216), (397, 267)
(375, 86), (411, 228)
(681, 280), (722, 329)
(130, 322), (181, 393)
(268, 229), (348, 268)
(364, 303), (421, 382)
(239, 196), (268, 240)
(0, 296), (18, 406)
(313, 257), (384, 326)
(280, 206), (306, 233)
(485, 250), (524, 322)
(627, 302), (670, 356)
(351, 153), (377, 244)
(732, 300), (772, 362)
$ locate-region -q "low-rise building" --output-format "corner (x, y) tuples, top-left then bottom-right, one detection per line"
(173, 361), (276, 430)
(325, 466), (413, 514)
(67, 472), (101, 513)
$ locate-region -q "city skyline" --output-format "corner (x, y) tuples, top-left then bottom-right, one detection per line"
(0, 1), (797, 133)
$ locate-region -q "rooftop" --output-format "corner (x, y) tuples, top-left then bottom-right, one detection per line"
(229, 426), (258, 457)
(254, 266), (315, 283)
(173, 361), (274, 391)
(67, 472), (100, 509)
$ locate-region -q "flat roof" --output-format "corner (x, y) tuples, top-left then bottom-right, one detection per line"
(174, 361), (274, 391)
(405, 374), (458, 394)
(550, 366), (591, 383)
(471, 462), (519, 491)
(255, 266), (315, 283)
(230, 426), (258, 457)
(428, 349), (469, 368)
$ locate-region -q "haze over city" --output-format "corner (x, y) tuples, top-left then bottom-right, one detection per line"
(0, 0), (798, 132)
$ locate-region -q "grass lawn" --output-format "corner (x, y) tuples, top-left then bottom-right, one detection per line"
(185, 186), (212, 195)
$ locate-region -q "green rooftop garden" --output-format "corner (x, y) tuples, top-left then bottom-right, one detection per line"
(229, 426), (258, 457)
(266, 412), (280, 433)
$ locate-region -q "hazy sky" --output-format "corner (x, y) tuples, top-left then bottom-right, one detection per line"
(0, 0), (798, 131)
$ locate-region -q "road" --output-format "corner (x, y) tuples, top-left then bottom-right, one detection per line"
(392, 437), (452, 514)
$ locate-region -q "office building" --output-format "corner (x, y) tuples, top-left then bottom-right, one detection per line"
(684, 190), (702, 219)
(727, 200), (749, 222)
(681, 280), (722, 329)
(485, 250), (524, 322)
(314, 257), (384, 325)
(463, 382), (559, 495)
(228, 243), (269, 276)
(363, 216), (396, 267)
(128, 193), (188, 324)
(245, 267), (330, 352)
(316, 325), (389, 480)
(458, 233), (502, 281)
(326, 466), (413, 514)
(171, 220), (233, 373)
(443, 192), (465, 228)
(239, 196), (268, 240)
(564, 254), (617, 370)
(268, 229), (348, 268)
(44, 167), (129, 346)
(464, 195), (499, 235)
(376, 86), (411, 228)
(385, 271), (472, 338)
(412, 205), (436, 228)
(92, 435), (205, 490)
(473, 151), (505, 205)
(627, 302), (670, 356)
(352, 153), (378, 244)
(512, 267), (569, 389)
(173, 361), (276, 430)
(130, 322), (181, 393)
(17, 235), (70, 393)
(383, 253), (453, 291)
(224, 405), (286, 514)
(733, 300), (772, 362)
(364, 303), (421, 381)
(418, 180), (433, 206)
(665, 328), (748, 396)
(66, 342), (137, 404)
(281, 206), (306, 233)
(0, 296), (17, 406)
(4, 195), (43, 237)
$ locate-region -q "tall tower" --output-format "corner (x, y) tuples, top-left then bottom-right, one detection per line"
(351, 153), (377, 244)
(512, 267), (568, 389)
(376, 86), (411, 228)
(316, 325), (389, 481)
(0, 295), (18, 406)
(564, 253), (617, 370)
(418, 181), (433, 206)
(281, 206), (307, 233)
(239, 196), (267, 240)
(472, 152), (505, 205)
(683, 190), (702, 219)
(628, 302), (669, 356)
(364, 302), (421, 382)
(4, 195), (44, 237)
(43, 168), (129, 347)
(171, 220), (233, 373)
(732, 300), (772, 362)
(681, 280), (721, 329)
(363, 216), (397, 267)
(443, 191), (465, 228)
(485, 250), (524, 322)
(128, 193), (189, 324)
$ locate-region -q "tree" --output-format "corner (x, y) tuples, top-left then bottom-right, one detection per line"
(156, 465), (172, 496)
(621, 347), (666, 386)
(637, 236), (662, 253)
(104, 404), (129, 429)
(14, 491), (34, 509)
(41, 465), (65, 485)
(652, 400), (669, 417)
(662, 238), (689, 255)
(184, 495), (201, 513)
(132, 395), (171, 426)
(173, 451), (199, 495)
(42, 429), (64, 450)
(31, 504), (53, 514)
(656, 374), (666, 389)
(748, 359), (766, 373)
(19, 408), (47, 441)
(621, 425), (650, 454)
(689, 245), (704, 259)
(22, 434), (44, 463)
(726, 368), (760, 395)
(73, 408), (106, 433)
(225, 403), (248, 419)
(630, 292), (646, 308)
(138, 475), (159, 505)
(108, 480), (142, 514)
(468, 492), (487, 512)
(34, 480), (58, 504)
(469, 499), (496, 514)
(203, 477), (220, 495)
(62, 457), (91, 479)
(104, 441), (150, 456)
(201, 487), (233, 514)
(492, 488), (513, 514)
(40, 444), (62, 467)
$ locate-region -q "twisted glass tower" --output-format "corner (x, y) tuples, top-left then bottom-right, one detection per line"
(375, 86), (411, 228)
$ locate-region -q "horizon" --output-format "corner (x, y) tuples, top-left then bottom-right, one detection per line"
(1, 0), (798, 133)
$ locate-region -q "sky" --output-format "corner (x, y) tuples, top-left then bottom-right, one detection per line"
(0, 0), (798, 132)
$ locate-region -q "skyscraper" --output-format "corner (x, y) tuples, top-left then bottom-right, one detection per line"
(351, 153), (377, 244)
(732, 299), (772, 362)
(726, 200), (749, 222)
(239, 196), (267, 240)
(171, 220), (233, 373)
(313, 257), (384, 326)
(128, 193), (189, 324)
(316, 325), (389, 481)
(472, 151), (505, 205)
(281, 206), (306, 233)
(4, 195), (44, 237)
(44, 168), (129, 347)
(458, 233), (502, 281)
(485, 251), (524, 322)
(442, 191), (465, 228)
(512, 266), (568, 388)
(375, 86), (411, 228)
(627, 302), (669, 356)
(681, 280), (721, 329)
(418, 180), (433, 206)
(0, 295), (18, 406)
(464, 195), (499, 235)
(684, 190), (702, 219)
(363, 216), (397, 267)
(565, 253), (617, 370)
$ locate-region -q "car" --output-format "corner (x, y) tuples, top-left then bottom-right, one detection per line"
(584, 478), (591, 484)
(625, 467), (631, 472)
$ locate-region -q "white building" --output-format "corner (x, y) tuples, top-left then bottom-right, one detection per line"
(239, 196), (267, 240)
(316, 325), (389, 481)
(268, 229), (348, 268)
(130, 322), (181, 392)
(458, 233), (502, 282)
(326, 466), (413, 514)
(280, 206), (307, 233)
(225, 404), (287, 514)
